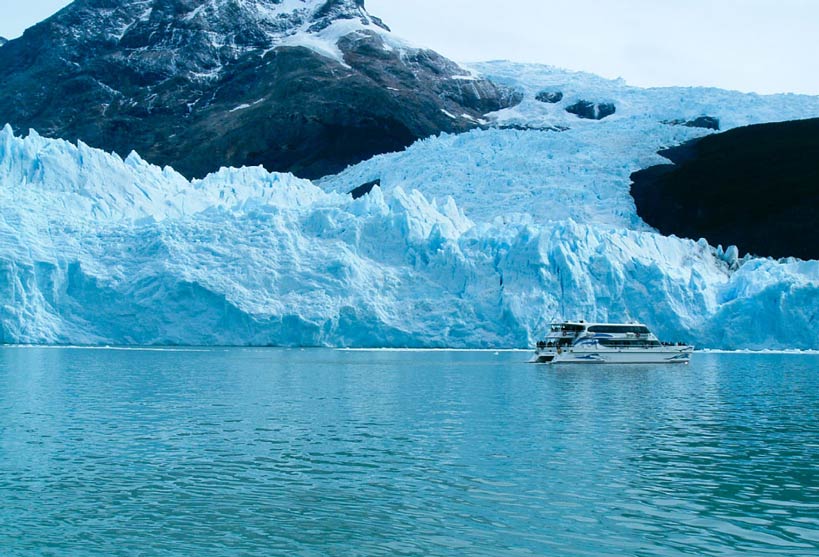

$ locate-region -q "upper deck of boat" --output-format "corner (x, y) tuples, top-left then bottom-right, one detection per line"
(548, 322), (652, 335)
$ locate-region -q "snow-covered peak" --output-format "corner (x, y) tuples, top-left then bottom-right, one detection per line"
(49, 0), (392, 76)
(163, 0), (388, 38)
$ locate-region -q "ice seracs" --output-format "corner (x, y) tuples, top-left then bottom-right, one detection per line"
(1, 128), (819, 348)
(531, 322), (693, 364)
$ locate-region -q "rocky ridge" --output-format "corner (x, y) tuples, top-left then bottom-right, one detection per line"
(0, 0), (519, 178)
(631, 118), (819, 260)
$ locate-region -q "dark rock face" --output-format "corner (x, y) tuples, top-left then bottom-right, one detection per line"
(565, 100), (615, 120)
(535, 90), (563, 104)
(685, 116), (720, 130)
(665, 116), (720, 130)
(630, 118), (819, 260)
(0, 0), (519, 179)
(349, 178), (380, 199)
(0, 37), (7, 47)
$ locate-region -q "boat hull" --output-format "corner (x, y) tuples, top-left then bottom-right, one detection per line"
(533, 347), (693, 364)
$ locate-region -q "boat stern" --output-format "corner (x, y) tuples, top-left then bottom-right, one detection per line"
(530, 352), (556, 363)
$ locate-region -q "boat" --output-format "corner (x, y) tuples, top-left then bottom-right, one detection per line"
(530, 321), (693, 364)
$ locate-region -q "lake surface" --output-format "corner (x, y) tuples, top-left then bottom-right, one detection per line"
(0, 348), (817, 556)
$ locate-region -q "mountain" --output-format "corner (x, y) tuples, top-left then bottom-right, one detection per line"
(630, 118), (819, 260)
(0, 37), (7, 47)
(0, 0), (518, 179)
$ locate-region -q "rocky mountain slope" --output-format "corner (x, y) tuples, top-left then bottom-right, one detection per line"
(630, 118), (819, 260)
(0, 0), (517, 178)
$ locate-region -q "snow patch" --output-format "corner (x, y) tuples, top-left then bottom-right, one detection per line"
(229, 98), (265, 112)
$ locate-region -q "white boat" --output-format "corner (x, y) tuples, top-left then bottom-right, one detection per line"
(530, 321), (693, 364)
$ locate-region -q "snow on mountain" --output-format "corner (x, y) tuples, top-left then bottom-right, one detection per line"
(2, 126), (818, 349)
(321, 62), (819, 228)
(54, 0), (389, 74)
(131, 0), (394, 73)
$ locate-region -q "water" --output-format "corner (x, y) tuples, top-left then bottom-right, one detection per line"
(1, 348), (817, 556)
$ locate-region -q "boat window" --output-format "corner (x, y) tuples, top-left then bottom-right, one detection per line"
(598, 339), (662, 348)
(588, 325), (650, 335)
(550, 324), (585, 333)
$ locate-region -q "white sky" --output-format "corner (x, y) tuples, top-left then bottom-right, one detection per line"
(1, 0), (73, 39)
(2, 0), (818, 95)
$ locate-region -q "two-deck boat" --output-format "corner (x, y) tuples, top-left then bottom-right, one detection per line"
(531, 321), (693, 364)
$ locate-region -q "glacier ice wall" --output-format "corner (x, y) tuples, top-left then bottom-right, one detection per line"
(1, 126), (818, 348)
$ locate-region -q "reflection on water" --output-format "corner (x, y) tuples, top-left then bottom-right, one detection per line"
(0, 349), (817, 556)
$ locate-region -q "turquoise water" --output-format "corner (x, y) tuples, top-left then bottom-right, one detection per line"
(1, 348), (817, 556)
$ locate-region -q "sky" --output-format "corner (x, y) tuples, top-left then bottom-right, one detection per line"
(1, 0), (73, 39)
(2, 0), (818, 95)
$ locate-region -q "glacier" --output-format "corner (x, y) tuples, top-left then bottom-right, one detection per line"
(321, 62), (819, 228)
(1, 124), (818, 349)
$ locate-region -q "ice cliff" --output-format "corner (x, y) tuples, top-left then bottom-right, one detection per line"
(2, 125), (818, 348)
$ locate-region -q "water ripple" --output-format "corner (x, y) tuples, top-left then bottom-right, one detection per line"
(0, 349), (817, 556)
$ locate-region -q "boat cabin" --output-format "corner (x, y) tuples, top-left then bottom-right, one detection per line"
(542, 322), (660, 349)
